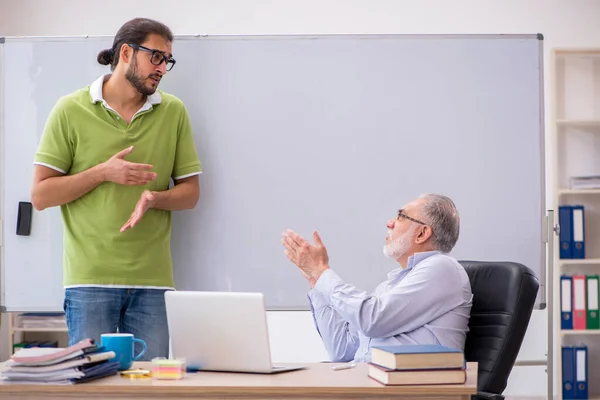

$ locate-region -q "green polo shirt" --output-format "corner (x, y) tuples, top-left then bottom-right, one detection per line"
(34, 75), (202, 288)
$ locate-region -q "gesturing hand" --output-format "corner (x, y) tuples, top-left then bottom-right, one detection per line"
(120, 190), (156, 232)
(281, 229), (329, 285)
(103, 146), (157, 185)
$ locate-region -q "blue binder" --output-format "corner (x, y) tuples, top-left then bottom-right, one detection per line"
(561, 275), (573, 330)
(575, 345), (588, 399)
(562, 346), (575, 400)
(559, 205), (573, 259)
(571, 205), (585, 259)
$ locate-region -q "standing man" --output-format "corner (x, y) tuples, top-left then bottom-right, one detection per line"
(30, 18), (201, 359)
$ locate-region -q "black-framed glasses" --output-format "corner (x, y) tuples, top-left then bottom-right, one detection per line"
(397, 209), (427, 225)
(128, 43), (176, 71)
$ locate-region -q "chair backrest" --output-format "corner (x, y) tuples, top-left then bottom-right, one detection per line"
(458, 261), (539, 396)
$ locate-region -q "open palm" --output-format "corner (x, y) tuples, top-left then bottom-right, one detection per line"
(121, 190), (156, 232)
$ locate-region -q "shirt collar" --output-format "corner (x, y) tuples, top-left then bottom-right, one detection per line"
(89, 74), (162, 106)
(387, 250), (441, 280)
(407, 250), (441, 269)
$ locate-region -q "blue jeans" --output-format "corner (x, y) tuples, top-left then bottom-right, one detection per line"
(63, 287), (170, 360)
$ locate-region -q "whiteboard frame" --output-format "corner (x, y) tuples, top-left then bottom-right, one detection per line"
(0, 38), (6, 310)
(1, 33), (543, 41)
(0, 32), (551, 399)
(0, 32), (548, 309)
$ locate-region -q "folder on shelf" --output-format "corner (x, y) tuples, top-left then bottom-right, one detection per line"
(561, 275), (573, 330)
(586, 275), (599, 330)
(571, 205), (585, 259)
(562, 345), (575, 400)
(572, 275), (587, 330)
(575, 345), (588, 399)
(559, 205), (573, 259)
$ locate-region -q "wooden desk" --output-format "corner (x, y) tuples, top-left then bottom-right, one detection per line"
(0, 361), (478, 399)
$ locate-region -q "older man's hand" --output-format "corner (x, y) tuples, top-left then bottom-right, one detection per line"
(282, 229), (329, 286)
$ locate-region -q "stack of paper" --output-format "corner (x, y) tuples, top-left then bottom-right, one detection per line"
(1, 338), (119, 384)
(569, 175), (600, 190)
(18, 312), (67, 329)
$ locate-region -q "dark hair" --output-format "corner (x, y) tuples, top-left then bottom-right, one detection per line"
(97, 18), (174, 71)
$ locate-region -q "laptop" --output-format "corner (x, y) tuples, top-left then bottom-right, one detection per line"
(165, 291), (306, 374)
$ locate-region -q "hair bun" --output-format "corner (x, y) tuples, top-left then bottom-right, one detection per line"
(97, 48), (114, 65)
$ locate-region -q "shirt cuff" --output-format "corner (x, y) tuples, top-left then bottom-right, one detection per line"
(172, 162), (202, 180)
(34, 153), (70, 174)
(307, 269), (343, 309)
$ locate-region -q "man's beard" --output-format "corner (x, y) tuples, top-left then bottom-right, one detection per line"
(383, 224), (418, 261)
(125, 57), (158, 96)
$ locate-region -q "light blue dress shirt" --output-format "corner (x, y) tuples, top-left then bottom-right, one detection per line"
(307, 251), (473, 362)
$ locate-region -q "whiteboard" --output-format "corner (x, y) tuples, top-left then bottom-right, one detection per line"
(0, 34), (546, 311)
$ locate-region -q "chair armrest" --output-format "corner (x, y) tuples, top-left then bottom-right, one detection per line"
(472, 392), (504, 400)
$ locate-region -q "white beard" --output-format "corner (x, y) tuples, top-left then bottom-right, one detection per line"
(383, 224), (418, 261)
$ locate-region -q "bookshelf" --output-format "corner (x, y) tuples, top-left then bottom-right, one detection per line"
(553, 48), (600, 399)
(7, 313), (68, 355)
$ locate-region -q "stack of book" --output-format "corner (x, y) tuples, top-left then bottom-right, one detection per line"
(569, 175), (600, 190)
(18, 312), (67, 329)
(1, 338), (120, 384)
(368, 344), (466, 385)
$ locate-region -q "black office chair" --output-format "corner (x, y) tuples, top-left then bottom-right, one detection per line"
(458, 261), (540, 400)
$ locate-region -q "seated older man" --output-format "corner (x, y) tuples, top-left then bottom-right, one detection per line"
(281, 193), (473, 363)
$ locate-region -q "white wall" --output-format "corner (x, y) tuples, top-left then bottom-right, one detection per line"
(2, 0), (600, 398)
